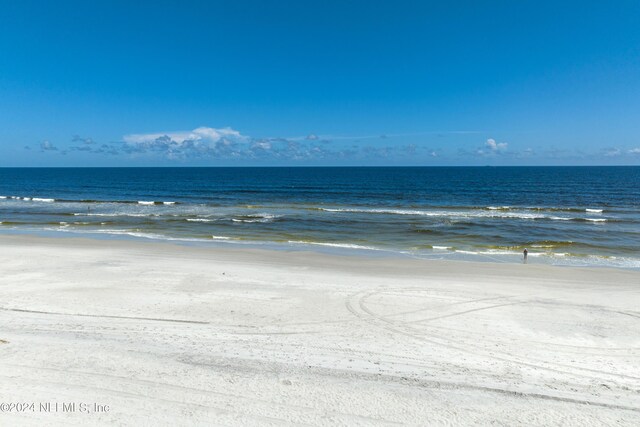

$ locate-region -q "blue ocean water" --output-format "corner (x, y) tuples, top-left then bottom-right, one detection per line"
(1, 167), (639, 268)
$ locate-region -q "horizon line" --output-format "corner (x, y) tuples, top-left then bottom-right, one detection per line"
(1, 164), (639, 169)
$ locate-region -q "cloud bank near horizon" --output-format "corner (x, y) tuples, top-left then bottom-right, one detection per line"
(26, 126), (441, 163)
(22, 126), (640, 165)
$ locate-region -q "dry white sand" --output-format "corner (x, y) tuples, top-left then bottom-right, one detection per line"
(0, 235), (638, 426)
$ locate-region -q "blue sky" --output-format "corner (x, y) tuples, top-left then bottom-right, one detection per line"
(1, 0), (639, 166)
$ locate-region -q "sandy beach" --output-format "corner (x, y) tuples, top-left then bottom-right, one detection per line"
(0, 234), (638, 426)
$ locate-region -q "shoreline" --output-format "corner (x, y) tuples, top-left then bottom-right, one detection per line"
(1, 234), (639, 425)
(2, 231), (640, 277)
(2, 227), (639, 272)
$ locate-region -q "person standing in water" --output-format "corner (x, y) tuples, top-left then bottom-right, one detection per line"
(523, 248), (528, 263)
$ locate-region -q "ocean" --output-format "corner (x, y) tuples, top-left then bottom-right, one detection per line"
(1, 166), (638, 269)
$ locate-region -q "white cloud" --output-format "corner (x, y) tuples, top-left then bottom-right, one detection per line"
(629, 148), (640, 154)
(72, 135), (95, 145)
(485, 138), (507, 151)
(119, 126), (248, 160)
(474, 138), (508, 156)
(603, 148), (621, 157)
(40, 140), (57, 151)
(124, 127), (244, 145)
(251, 140), (272, 151)
(33, 126), (493, 163)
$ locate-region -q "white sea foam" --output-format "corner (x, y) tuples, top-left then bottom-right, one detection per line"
(74, 213), (159, 217)
(321, 207), (549, 220)
(231, 213), (279, 223)
(318, 206), (617, 223)
(211, 235), (232, 240)
(4, 196), (55, 202)
(163, 201), (176, 205)
(58, 228), (166, 240)
(456, 249), (577, 257)
(531, 242), (572, 248)
(288, 241), (379, 250)
(138, 201), (155, 205)
(70, 229), (211, 244)
(253, 214), (279, 219)
(124, 231), (165, 239)
(548, 216), (572, 221)
(586, 208), (603, 213)
(550, 216), (607, 222)
(432, 246), (451, 250)
(186, 218), (214, 222)
(322, 207), (426, 215)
